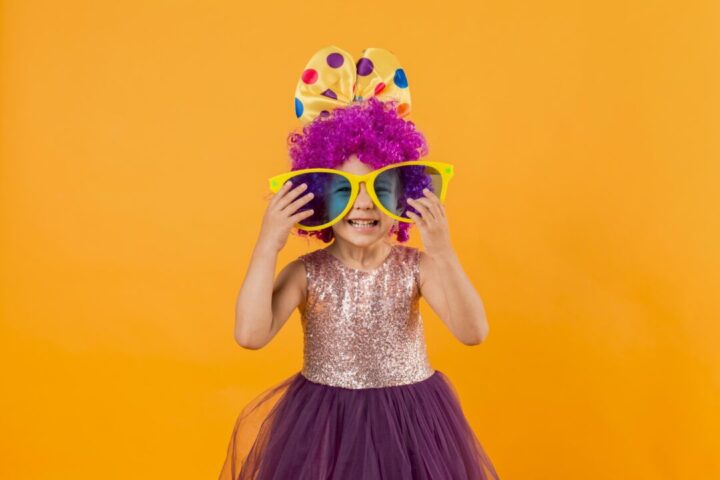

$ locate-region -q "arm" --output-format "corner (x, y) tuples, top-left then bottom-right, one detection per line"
(418, 250), (489, 346)
(233, 179), (314, 349)
(234, 245), (307, 350)
(406, 188), (488, 346)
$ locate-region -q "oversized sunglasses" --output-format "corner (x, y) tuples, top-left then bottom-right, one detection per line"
(268, 160), (454, 231)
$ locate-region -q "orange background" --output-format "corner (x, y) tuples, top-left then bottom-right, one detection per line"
(1, 1), (718, 478)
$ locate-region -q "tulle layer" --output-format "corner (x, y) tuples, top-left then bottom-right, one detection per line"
(219, 370), (500, 480)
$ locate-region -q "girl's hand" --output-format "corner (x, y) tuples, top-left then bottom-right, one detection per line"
(406, 188), (454, 258)
(258, 181), (315, 253)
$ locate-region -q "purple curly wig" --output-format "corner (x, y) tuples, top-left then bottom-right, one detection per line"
(286, 96), (430, 243)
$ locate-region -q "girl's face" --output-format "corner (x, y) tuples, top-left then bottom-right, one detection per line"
(329, 154), (397, 247)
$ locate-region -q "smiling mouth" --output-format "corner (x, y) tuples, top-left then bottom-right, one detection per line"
(347, 219), (379, 227)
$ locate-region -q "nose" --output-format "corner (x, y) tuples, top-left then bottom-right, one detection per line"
(353, 182), (375, 210)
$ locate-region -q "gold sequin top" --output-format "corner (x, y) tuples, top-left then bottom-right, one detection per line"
(298, 244), (435, 389)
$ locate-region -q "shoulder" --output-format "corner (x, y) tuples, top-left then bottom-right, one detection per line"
(294, 249), (328, 285)
(415, 251), (455, 294)
(273, 254), (312, 309)
(416, 249), (438, 292)
(392, 244), (422, 292)
(277, 256), (308, 289)
(297, 248), (324, 271)
(294, 249), (323, 277)
(394, 243), (420, 261)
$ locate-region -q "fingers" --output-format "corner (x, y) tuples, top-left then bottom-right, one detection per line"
(273, 181), (310, 211)
(407, 189), (445, 224)
(270, 180), (293, 198)
(407, 197), (436, 222)
(267, 180), (316, 228)
(416, 188), (444, 219)
(407, 201), (430, 223)
(422, 188), (446, 218)
(268, 180), (291, 207)
(408, 189), (445, 216)
(285, 189), (314, 216)
(291, 207), (314, 221)
(406, 209), (424, 226)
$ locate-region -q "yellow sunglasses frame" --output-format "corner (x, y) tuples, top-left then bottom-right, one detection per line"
(267, 160), (455, 232)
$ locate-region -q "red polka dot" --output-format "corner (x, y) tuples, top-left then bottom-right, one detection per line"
(301, 69), (318, 84)
(374, 82), (386, 94)
(397, 103), (410, 116)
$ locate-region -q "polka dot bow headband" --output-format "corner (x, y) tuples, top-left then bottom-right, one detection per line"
(294, 45), (411, 125)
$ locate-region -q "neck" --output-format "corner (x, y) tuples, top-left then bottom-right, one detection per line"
(327, 240), (392, 267)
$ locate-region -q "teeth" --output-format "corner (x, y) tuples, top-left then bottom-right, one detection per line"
(349, 220), (376, 226)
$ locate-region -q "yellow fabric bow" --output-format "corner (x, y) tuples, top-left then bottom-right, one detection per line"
(293, 45), (412, 125)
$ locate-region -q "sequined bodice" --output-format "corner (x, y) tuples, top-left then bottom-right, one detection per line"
(298, 244), (435, 389)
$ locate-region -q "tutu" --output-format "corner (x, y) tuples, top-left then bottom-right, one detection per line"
(219, 369), (499, 479)
(220, 244), (500, 479)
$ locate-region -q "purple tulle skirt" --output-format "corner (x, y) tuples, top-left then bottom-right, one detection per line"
(219, 369), (500, 479)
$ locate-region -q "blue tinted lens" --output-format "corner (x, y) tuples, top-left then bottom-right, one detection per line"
(375, 165), (444, 219)
(326, 175), (352, 221)
(288, 171), (351, 228)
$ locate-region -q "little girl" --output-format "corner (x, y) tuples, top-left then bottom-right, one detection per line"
(219, 45), (500, 479)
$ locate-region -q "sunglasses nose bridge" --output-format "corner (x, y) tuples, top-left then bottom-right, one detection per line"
(350, 174), (369, 193)
(357, 172), (377, 190)
(350, 178), (379, 210)
(355, 182), (371, 199)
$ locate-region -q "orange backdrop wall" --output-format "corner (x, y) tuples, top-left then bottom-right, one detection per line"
(1, 1), (718, 478)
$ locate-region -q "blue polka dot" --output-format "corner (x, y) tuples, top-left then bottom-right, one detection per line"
(295, 97), (304, 118)
(394, 68), (408, 88)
